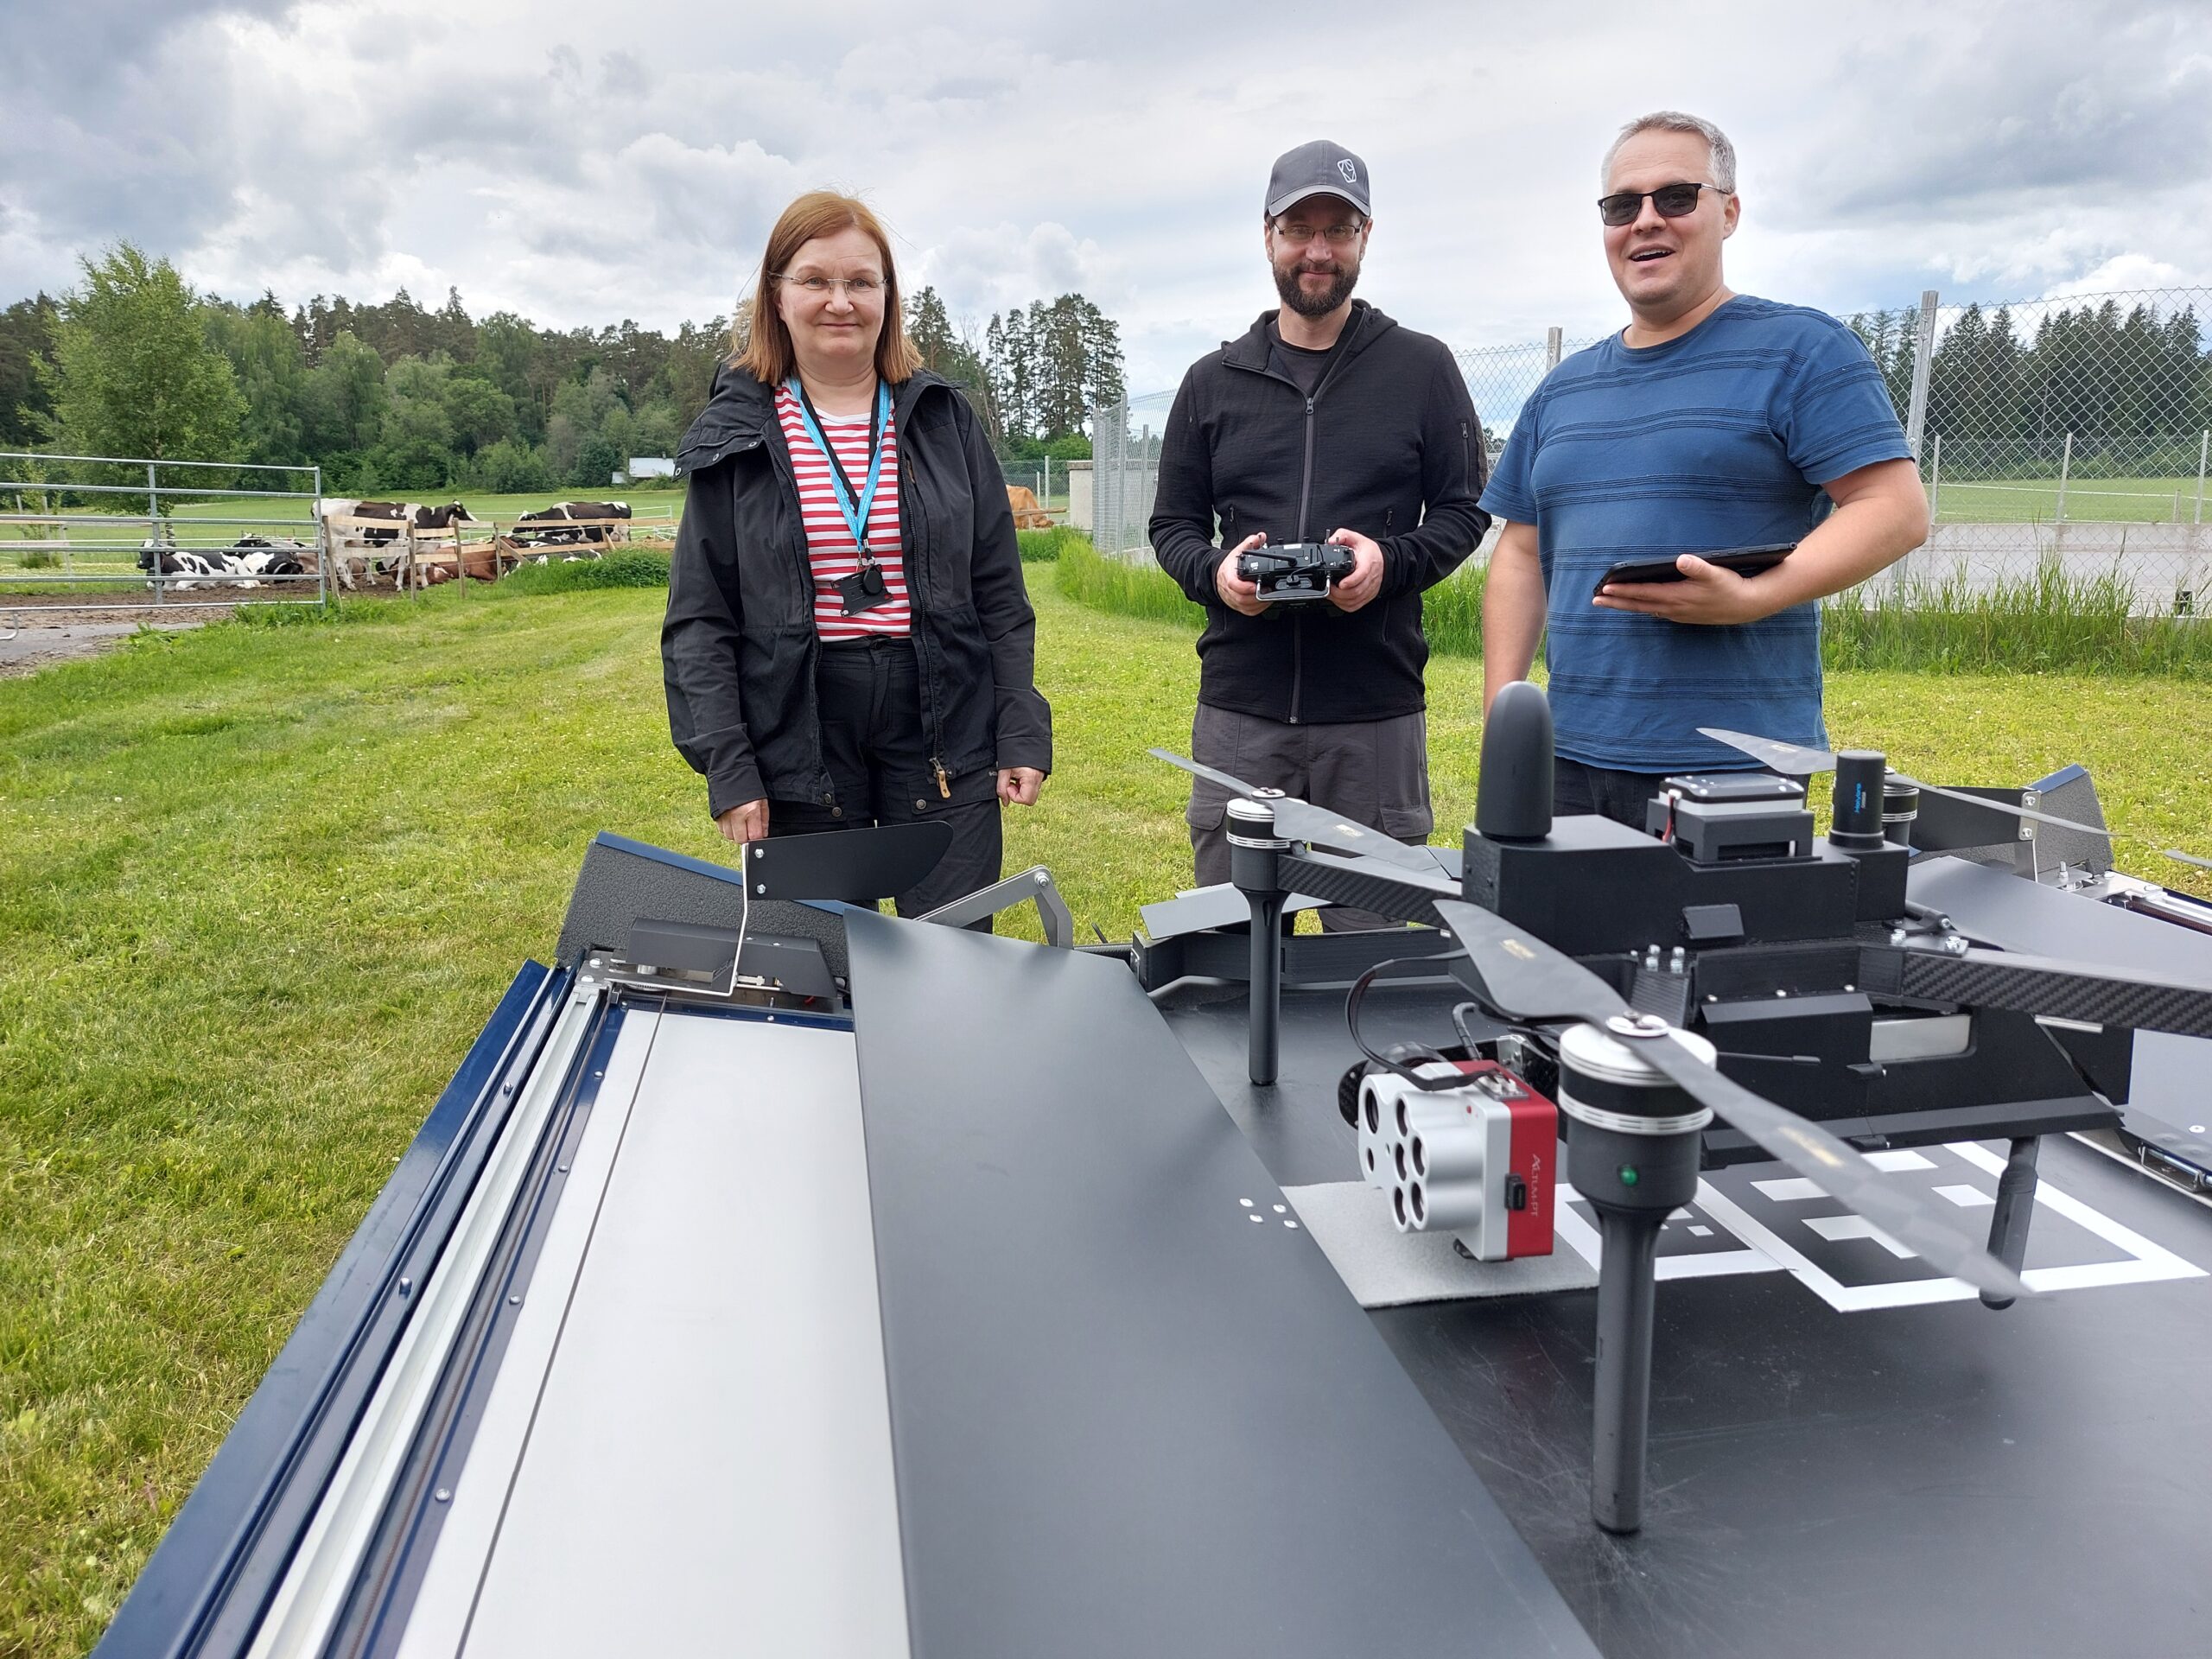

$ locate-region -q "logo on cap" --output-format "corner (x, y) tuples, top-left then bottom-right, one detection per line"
(1338, 159), (1358, 185)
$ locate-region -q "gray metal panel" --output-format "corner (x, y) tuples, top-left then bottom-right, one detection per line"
(455, 1013), (909, 1658)
(844, 911), (1599, 1659)
(1910, 855), (2212, 980)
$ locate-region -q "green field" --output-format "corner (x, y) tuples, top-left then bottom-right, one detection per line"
(0, 493), (683, 594)
(3, 582), (2211, 1655)
(1933, 473), (2209, 524)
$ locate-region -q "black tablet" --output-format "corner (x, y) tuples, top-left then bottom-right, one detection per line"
(1592, 543), (1796, 596)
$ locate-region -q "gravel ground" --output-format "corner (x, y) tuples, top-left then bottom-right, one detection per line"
(0, 616), (208, 676)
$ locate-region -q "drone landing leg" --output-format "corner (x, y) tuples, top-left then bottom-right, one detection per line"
(1569, 1116), (1702, 1536)
(1591, 1209), (1663, 1535)
(1226, 797), (1288, 1086)
(1980, 1135), (2041, 1311)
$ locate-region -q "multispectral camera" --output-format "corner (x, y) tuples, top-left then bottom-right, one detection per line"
(1237, 540), (1355, 601)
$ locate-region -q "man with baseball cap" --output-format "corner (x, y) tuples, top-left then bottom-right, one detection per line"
(1150, 140), (1489, 925)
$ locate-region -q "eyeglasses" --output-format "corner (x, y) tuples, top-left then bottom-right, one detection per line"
(1596, 181), (1725, 227)
(1271, 217), (1365, 246)
(772, 274), (884, 299)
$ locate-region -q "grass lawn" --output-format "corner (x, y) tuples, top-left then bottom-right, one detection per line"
(0, 493), (684, 589)
(1934, 473), (2209, 524)
(3, 582), (2211, 1654)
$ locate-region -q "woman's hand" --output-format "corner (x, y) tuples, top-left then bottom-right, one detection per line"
(997, 767), (1046, 807)
(716, 799), (770, 842)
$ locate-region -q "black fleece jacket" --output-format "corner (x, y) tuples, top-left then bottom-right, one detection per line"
(1147, 302), (1489, 724)
(664, 365), (1051, 817)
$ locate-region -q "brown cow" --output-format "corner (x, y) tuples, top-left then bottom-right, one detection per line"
(1005, 486), (1053, 530)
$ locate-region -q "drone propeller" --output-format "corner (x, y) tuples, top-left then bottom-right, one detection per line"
(1697, 728), (2111, 839)
(2164, 849), (2212, 873)
(1147, 748), (1446, 874)
(1433, 898), (2031, 1301)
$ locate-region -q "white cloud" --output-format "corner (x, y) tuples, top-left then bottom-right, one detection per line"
(0, 0), (2204, 397)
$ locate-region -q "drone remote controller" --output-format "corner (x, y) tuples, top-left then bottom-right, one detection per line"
(1237, 540), (1356, 601)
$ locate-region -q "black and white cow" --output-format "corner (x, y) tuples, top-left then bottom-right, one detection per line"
(411, 502), (478, 531)
(512, 499), (632, 547)
(321, 500), (481, 588)
(229, 535), (311, 578)
(141, 550), (223, 591)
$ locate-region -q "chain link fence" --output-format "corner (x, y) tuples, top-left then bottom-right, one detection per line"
(1087, 390), (1175, 556)
(995, 457), (1072, 521)
(1856, 288), (2211, 613)
(1085, 284), (2212, 612)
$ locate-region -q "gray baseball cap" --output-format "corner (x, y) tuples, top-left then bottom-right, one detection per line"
(1264, 139), (1371, 219)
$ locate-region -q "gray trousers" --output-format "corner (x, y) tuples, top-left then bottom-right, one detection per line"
(1185, 702), (1434, 932)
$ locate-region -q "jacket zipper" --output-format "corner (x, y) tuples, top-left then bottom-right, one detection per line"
(1228, 309), (1368, 729)
(757, 429), (836, 802)
(889, 390), (952, 794)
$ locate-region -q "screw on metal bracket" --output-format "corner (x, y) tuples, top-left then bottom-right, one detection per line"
(397, 1276), (414, 1297)
(1942, 934), (1970, 956)
(1890, 927), (1909, 945)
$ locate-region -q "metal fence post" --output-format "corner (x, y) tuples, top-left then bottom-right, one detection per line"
(1545, 327), (1563, 373)
(2056, 433), (2072, 523)
(1928, 435), (1942, 524)
(1903, 289), (1939, 458)
(149, 461), (163, 607)
(315, 465), (327, 606)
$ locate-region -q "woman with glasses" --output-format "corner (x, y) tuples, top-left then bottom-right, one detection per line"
(664, 190), (1052, 920)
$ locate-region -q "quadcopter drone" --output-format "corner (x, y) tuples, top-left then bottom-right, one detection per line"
(1152, 682), (2212, 1535)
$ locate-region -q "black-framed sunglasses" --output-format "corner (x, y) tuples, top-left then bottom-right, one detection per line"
(1596, 181), (1725, 227)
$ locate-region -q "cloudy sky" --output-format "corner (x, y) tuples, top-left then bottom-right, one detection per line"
(3, 0), (2207, 395)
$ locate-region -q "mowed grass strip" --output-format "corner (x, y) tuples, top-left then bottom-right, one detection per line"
(3, 582), (2211, 1655)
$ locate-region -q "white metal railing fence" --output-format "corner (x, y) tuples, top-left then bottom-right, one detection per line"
(1, 451), (327, 610)
(1087, 284), (2212, 613)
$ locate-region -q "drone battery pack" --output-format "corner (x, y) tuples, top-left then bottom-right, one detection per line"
(1357, 1060), (1558, 1262)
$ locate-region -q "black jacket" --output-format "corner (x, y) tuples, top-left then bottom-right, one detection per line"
(664, 365), (1052, 817)
(1147, 302), (1490, 723)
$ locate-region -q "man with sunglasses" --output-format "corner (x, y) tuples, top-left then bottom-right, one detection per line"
(1151, 139), (1489, 923)
(1479, 111), (1927, 826)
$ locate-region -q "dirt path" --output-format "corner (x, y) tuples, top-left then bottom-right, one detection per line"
(0, 615), (208, 677)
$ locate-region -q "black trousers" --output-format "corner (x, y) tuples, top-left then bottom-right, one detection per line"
(770, 637), (1002, 925)
(1186, 702), (1433, 932)
(1553, 756), (1675, 830)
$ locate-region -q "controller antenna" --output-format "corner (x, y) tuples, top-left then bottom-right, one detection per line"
(1477, 681), (1554, 842)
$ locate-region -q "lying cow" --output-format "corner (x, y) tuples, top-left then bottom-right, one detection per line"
(230, 536), (311, 578)
(511, 499), (632, 547)
(142, 550), (223, 591)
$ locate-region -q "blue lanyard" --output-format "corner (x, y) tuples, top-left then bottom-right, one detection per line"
(788, 378), (890, 553)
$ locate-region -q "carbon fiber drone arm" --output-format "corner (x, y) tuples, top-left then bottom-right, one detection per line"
(1859, 943), (2212, 1039)
(1434, 900), (2031, 1300)
(1279, 847), (1459, 928)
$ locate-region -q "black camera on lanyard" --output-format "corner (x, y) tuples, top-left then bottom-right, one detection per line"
(1237, 540), (1356, 601)
(837, 553), (891, 616)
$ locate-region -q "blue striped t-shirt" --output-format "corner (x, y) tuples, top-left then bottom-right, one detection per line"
(1479, 296), (1911, 772)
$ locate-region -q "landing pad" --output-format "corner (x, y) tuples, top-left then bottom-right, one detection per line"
(1166, 982), (2212, 1659)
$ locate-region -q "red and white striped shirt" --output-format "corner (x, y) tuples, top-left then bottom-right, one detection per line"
(776, 385), (912, 639)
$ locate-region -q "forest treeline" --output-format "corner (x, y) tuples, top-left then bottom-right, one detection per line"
(0, 245), (1125, 491)
(1847, 298), (2210, 477)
